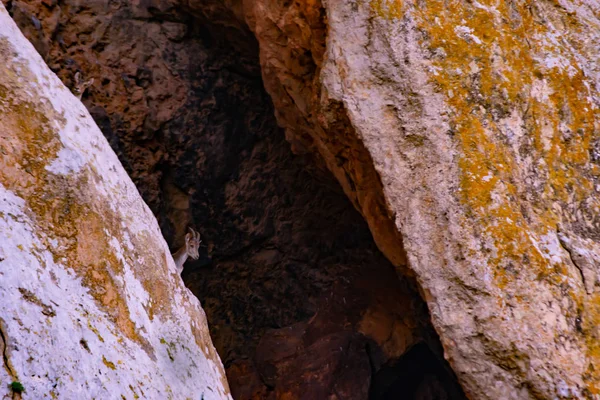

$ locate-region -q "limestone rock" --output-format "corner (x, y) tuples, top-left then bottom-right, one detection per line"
(2, 1), (456, 398)
(11, 0), (600, 397)
(0, 5), (230, 399)
(241, 0), (600, 398)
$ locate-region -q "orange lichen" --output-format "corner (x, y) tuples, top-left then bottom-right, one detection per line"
(408, 0), (600, 284)
(87, 321), (105, 343)
(371, 0), (404, 19)
(406, 0), (600, 391)
(0, 38), (154, 356)
(102, 355), (116, 370)
(129, 230), (175, 321)
(129, 385), (140, 399)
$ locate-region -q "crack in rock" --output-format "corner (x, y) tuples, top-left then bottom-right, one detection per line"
(0, 318), (15, 379)
(557, 228), (595, 295)
(18, 288), (56, 317)
(0, 318), (21, 399)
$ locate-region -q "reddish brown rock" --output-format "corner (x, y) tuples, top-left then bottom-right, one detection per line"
(227, 359), (269, 400)
(252, 266), (462, 399)
(256, 326), (371, 400)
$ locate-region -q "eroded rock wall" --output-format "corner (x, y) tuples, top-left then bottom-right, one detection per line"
(1, 0), (463, 398)
(12, 0), (599, 397)
(0, 4), (230, 399)
(241, 0), (600, 398)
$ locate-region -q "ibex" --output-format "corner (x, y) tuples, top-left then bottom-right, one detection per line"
(172, 227), (201, 274)
(73, 71), (94, 100)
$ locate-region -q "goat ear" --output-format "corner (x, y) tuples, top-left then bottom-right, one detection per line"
(185, 232), (191, 242)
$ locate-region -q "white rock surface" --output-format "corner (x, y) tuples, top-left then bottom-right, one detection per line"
(0, 4), (230, 399)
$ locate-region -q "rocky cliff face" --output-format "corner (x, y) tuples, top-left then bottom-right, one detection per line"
(242, 0), (600, 398)
(6, 0), (598, 399)
(2, 0), (468, 398)
(0, 5), (230, 399)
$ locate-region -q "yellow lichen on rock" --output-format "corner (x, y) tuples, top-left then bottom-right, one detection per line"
(412, 1), (598, 281)
(0, 39), (154, 354)
(371, 0), (404, 20)
(409, 0), (600, 394)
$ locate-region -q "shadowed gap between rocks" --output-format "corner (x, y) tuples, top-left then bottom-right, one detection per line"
(3, 0), (466, 398)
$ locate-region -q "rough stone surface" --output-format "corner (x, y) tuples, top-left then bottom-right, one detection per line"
(241, 0), (600, 398)
(12, 0), (595, 396)
(0, 5), (230, 399)
(1, 1), (468, 398)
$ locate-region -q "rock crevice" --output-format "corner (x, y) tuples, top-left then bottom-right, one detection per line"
(9, 0), (599, 398)
(0, 318), (16, 380)
(2, 0), (464, 397)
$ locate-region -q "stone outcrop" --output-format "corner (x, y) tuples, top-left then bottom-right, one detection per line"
(241, 0), (600, 398)
(0, 5), (230, 399)
(2, 0), (466, 398)
(8, 0), (598, 398)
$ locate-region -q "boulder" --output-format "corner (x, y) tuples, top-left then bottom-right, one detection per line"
(242, 0), (600, 398)
(0, 5), (230, 399)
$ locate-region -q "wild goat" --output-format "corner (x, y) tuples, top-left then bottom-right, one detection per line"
(73, 71), (94, 100)
(172, 227), (201, 274)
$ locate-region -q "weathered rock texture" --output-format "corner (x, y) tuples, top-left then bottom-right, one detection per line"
(2, 0), (469, 398)
(0, 5), (230, 399)
(242, 0), (600, 398)
(16, 0), (598, 398)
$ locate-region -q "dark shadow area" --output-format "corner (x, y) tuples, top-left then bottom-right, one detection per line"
(370, 343), (466, 400)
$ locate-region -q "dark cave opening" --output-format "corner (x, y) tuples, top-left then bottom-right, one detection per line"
(370, 343), (466, 400)
(4, 0), (466, 398)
